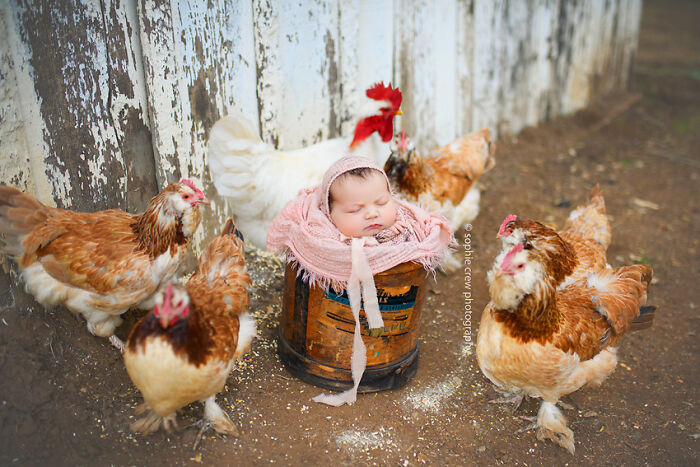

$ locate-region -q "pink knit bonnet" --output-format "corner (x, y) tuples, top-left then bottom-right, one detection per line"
(319, 156), (391, 218)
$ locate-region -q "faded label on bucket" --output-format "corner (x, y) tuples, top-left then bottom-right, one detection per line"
(321, 286), (418, 337)
(324, 286), (418, 311)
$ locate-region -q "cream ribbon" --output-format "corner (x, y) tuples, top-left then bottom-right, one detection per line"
(313, 237), (384, 406)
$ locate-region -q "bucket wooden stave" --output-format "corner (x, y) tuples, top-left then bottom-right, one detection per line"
(278, 261), (428, 392)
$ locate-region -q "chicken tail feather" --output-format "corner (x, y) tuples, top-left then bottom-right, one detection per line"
(562, 184), (611, 249)
(0, 186), (52, 261)
(630, 305), (657, 331)
(221, 218), (244, 243)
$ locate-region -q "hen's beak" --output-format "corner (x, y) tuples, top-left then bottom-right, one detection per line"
(494, 268), (513, 278)
(159, 315), (170, 328)
(198, 196), (210, 206)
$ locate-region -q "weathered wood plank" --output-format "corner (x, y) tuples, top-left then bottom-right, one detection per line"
(394, 0), (459, 151)
(139, 0), (260, 254)
(102, 0), (159, 212)
(138, 0), (190, 186)
(0, 3), (37, 196)
(253, 0), (341, 150)
(179, 0), (259, 247)
(338, 0), (395, 136)
(215, 1), (259, 124)
(456, 0), (475, 135)
(2, 0), (143, 211)
(472, 0), (506, 137)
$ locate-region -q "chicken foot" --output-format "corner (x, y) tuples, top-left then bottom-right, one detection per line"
(489, 390), (526, 412)
(130, 403), (178, 435)
(203, 396), (239, 436)
(536, 401), (575, 454)
(108, 335), (126, 353)
(192, 397), (239, 450)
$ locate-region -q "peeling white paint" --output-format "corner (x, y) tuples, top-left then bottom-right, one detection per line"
(108, 0), (151, 132)
(254, 0), (342, 150)
(455, 0), (474, 136)
(0, 6), (34, 194)
(338, 0), (394, 136)
(1, 1), (61, 206)
(0, 0), (642, 257)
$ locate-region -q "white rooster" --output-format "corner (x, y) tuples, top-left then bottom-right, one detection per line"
(207, 83), (403, 248)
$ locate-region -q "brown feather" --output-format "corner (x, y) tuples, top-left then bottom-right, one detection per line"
(384, 128), (494, 205)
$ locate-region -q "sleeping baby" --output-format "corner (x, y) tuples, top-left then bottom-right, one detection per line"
(267, 155), (452, 406)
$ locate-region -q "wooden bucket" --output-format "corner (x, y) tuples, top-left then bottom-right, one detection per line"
(278, 261), (428, 392)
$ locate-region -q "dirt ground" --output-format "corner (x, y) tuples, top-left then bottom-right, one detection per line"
(1, 1), (698, 465)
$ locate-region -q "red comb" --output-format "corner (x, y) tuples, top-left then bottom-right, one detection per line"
(180, 178), (204, 197)
(366, 82), (402, 109)
(500, 243), (524, 271)
(498, 215), (518, 236)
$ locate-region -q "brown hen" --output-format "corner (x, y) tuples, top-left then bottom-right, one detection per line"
(477, 212), (654, 454)
(0, 180), (208, 350)
(384, 129), (494, 270)
(124, 219), (255, 438)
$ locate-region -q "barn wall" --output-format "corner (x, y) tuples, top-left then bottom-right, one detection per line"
(0, 0), (642, 307)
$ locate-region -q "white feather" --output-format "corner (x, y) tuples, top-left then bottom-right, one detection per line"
(235, 311), (257, 359)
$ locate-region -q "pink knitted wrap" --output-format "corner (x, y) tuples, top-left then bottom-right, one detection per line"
(267, 156), (452, 290)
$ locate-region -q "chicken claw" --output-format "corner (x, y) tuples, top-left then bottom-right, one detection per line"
(203, 396), (239, 437)
(109, 335), (126, 353)
(489, 390), (526, 412)
(536, 401), (575, 454)
(130, 404), (178, 435)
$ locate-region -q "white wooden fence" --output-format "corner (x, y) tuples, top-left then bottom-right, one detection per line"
(0, 0), (641, 304)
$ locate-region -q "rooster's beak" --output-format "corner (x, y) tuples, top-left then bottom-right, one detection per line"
(395, 109), (403, 116)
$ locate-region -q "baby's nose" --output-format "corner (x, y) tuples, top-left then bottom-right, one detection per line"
(366, 207), (379, 218)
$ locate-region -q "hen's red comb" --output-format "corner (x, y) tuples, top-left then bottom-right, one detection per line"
(498, 214), (518, 236)
(180, 178), (204, 197)
(500, 243), (524, 271)
(366, 82), (402, 109)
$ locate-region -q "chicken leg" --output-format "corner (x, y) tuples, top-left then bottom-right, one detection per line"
(536, 401), (575, 454)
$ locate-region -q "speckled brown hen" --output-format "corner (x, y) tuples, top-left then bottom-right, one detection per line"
(124, 219), (255, 437)
(0, 180), (208, 350)
(384, 129), (494, 270)
(476, 228), (653, 453)
(477, 220), (654, 453)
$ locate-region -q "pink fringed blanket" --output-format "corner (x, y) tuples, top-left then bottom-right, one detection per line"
(267, 156), (452, 406)
(267, 189), (450, 291)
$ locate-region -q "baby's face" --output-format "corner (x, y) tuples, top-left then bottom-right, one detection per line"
(329, 171), (397, 238)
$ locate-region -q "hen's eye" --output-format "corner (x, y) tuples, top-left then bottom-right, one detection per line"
(183, 194), (191, 199)
(523, 242), (532, 250)
(516, 264), (525, 269)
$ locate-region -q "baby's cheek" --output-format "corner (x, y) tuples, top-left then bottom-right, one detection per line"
(388, 203), (398, 223)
